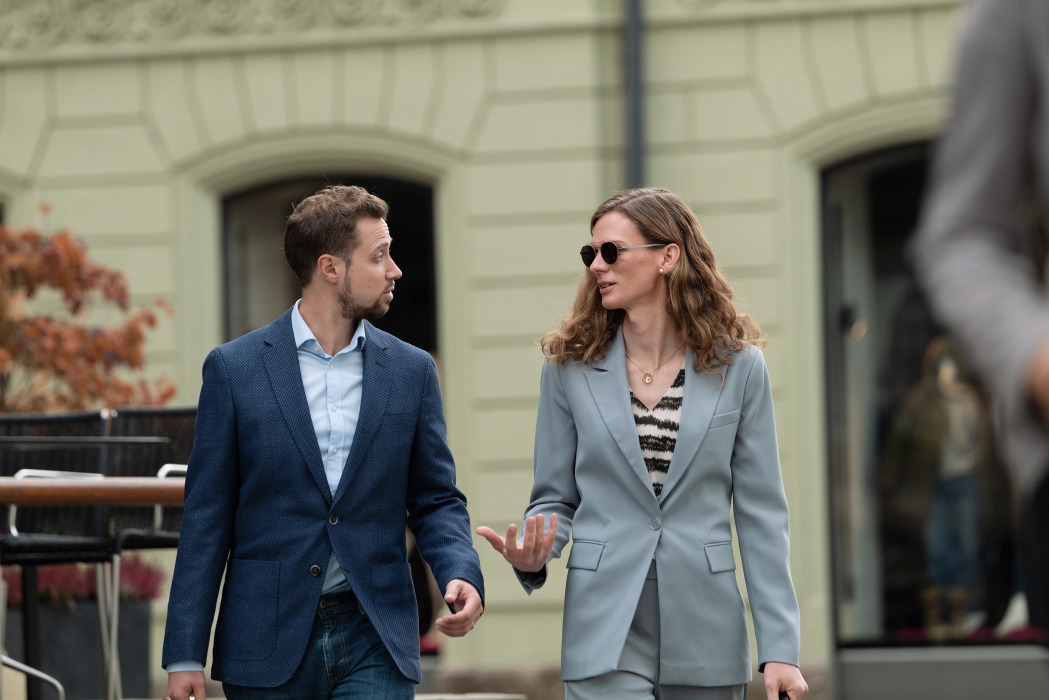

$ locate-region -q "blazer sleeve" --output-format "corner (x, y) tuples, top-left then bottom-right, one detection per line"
(913, 0), (1049, 414)
(516, 359), (581, 593)
(730, 348), (801, 670)
(405, 356), (485, 605)
(162, 348), (241, 668)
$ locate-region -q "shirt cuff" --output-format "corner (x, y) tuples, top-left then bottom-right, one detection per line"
(166, 660), (205, 674)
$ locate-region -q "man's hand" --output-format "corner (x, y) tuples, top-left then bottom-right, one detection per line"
(763, 662), (808, 700)
(476, 513), (558, 573)
(434, 579), (483, 637)
(167, 670), (207, 700)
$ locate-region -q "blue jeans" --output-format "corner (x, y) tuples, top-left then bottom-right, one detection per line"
(222, 590), (415, 700)
(925, 473), (981, 600)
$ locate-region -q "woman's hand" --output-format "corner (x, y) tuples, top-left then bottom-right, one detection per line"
(476, 514), (558, 573)
(763, 662), (808, 700)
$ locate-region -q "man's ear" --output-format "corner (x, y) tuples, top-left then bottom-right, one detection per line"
(316, 254), (341, 284)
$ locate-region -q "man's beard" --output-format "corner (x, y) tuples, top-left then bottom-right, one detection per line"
(338, 283), (390, 322)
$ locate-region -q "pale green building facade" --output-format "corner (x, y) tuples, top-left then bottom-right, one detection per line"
(0, 0), (977, 696)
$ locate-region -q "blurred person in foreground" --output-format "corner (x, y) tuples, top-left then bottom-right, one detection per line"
(162, 185), (484, 699)
(478, 187), (808, 700)
(914, 0), (1049, 634)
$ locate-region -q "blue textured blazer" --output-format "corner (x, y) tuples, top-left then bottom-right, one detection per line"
(162, 308), (484, 686)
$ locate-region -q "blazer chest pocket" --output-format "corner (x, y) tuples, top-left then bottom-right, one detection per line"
(704, 542), (736, 573)
(709, 410), (740, 430)
(567, 539), (605, 571)
(383, 410), (415, 425)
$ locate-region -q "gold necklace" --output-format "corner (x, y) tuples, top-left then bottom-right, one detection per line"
(625, 344), (684, 385)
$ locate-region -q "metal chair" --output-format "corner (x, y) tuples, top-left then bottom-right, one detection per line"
(0, 411), (113, 700)
(100, 407), (194, 700)
(0, 408), (194, 700)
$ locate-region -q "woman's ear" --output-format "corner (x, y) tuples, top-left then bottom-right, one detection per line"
(661, 243), (681, 272)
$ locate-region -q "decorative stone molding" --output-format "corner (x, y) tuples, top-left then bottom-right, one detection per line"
(675, 0), (952, 12)
(0, 0), (508, 52)
(651, 0), (961, 28)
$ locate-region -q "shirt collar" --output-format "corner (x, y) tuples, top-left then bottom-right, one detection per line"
(291, 299), (366, 356)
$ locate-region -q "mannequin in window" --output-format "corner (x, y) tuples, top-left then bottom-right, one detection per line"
(881, 336), (998, 640)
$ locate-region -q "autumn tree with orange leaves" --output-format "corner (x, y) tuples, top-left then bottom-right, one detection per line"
(0, 220), (175, 412)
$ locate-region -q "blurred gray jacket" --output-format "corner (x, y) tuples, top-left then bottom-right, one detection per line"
(914, 0), (1049, 495)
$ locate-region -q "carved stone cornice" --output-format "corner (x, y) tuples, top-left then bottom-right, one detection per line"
(0, 0), (507, 54)
(653, 0), (960, 26)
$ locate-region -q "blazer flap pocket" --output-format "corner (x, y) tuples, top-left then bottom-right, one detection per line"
(709, 410), (740, 429)
(567, 540), (605, 571)
(226, 558), (280, 599)
(704, 542), (736, 573)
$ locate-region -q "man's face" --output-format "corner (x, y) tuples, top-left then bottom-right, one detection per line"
(338, 217), (402, 321)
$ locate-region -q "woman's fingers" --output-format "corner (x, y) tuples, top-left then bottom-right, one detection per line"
(475, 526), (506, 552)
(479, 515), (558, 568)
(540, 513), (559, 557)
(503, 523), (519, 562)
(521, 516), (537, 552)
(530, 515), (545, 555)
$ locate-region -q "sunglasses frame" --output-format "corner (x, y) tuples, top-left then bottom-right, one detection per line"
(580, 241), (667, 267)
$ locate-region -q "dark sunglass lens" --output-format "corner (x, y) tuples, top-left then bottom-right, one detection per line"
(580, 246), (597, 266)
(600, 241), (619, 265)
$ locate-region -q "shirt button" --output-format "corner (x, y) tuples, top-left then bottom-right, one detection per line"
(310, 565), (322, 577)
(329, 363), (334, 370)
(332, 447), (338, 454)
(329, 513), (338, 525)
(330, 406), (337, 413)
(650, 518), (661, 530)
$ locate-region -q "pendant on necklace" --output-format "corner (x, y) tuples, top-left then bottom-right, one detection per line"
(643, 373), (653, 384)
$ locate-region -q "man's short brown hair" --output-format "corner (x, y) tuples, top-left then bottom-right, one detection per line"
(283, 185), (389, 287)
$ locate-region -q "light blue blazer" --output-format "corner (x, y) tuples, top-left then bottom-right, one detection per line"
(517, 329), (800, 686)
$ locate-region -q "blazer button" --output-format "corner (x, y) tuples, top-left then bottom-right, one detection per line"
(329, 513), (338, 525)
(649, 518), (661, 530)
(310, 565), (322, 577)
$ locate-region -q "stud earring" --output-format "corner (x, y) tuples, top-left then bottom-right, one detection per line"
(659, 267), (664, 274)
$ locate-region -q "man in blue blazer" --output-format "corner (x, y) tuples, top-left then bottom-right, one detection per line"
(163, 185), (484, 699)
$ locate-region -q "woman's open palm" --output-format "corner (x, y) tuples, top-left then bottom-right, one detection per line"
(477, 514), (558, 572)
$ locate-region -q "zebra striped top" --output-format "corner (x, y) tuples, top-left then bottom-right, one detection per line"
(630, 366), (685, 497)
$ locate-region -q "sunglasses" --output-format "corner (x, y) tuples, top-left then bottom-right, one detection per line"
(579, 241), (667, 267)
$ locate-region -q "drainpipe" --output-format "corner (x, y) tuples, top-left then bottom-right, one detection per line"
(624, 0), (645, 188)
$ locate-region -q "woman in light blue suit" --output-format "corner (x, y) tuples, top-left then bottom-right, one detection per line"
(479, 188), (808, 700)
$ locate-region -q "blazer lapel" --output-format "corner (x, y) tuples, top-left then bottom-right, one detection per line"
(659, 348), (724, 503)
(262, 309), (330, 502)
(335, 321), (392, 501)
(585, 329), (654, 493)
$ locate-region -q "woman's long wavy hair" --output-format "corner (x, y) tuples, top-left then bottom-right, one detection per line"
(542, 187), (763, 375)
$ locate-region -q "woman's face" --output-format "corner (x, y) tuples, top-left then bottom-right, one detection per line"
(588, 211), (668, 313)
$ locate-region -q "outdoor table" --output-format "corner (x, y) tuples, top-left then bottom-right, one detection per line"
(0, 475), (184, 700)
(0, 477), (184, 506)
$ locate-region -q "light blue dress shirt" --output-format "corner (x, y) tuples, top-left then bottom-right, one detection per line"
(167, 300), (366, 674)
(289, 299), (366, 595)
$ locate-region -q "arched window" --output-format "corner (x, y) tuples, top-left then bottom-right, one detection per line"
(222, 176), (436, 351)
